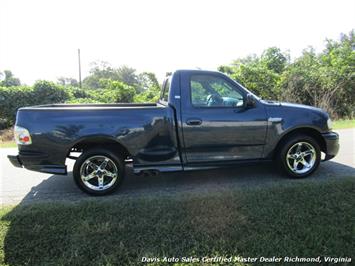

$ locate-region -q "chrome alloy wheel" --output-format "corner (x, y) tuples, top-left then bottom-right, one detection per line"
(286, 142), (316, 174)
(80, 156), (118, 191)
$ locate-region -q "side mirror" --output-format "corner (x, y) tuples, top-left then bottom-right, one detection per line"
(245, 94), (256, 108)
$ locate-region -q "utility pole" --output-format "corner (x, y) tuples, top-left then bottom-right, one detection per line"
(78, 48), (82, 88)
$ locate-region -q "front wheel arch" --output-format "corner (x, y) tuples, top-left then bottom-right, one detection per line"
(273, 127), (326, 159)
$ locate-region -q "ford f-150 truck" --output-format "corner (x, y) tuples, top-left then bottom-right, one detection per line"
(8, 70), (339, 195)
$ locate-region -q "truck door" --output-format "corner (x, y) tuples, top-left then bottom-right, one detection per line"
(180, 71), (268, 164)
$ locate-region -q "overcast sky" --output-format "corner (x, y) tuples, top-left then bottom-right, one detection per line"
(1, 0), (354, 84)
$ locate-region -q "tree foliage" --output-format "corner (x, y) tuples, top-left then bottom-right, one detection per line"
(57, 77), (78, 87)
(134, 72), (161, 102)
(82, 62), (160, 102)
(0, 70), (21, 87)
(0, 81), (69, 126)
(280, 31), (355, 118)
(218, 47), (287, 100)
(219, 31), (354, 118)
(82, 62), (141, 90)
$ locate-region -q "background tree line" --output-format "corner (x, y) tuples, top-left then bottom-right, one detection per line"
(0, 30), (353, 129)
(218, 30), (354, 118)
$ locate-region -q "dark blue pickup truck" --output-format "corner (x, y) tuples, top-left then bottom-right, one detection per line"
(8, 70), (339, 195)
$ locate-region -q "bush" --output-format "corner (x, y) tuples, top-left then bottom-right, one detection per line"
(32, 81), (69, 105)
(0, 79), (144, 126)
(0, 118), (9, 130)
(0, 86), (36, 125)
(97, 79), (136, 103)
(0, 81), (70, 125)
(134, 86), (160, 103)
(65, 87), (91, 99)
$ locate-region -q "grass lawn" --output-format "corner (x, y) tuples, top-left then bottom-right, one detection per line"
(0, 141), (16, 148)
(333, 119), (355, 129)
(0, 177), (354, 265)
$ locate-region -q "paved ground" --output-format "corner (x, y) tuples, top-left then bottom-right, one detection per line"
(1, 129), (354, 205)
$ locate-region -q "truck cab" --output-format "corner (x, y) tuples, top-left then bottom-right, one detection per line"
(163, 70), (268, 164)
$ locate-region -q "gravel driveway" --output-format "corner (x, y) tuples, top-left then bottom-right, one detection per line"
(1, 129), (354, 205)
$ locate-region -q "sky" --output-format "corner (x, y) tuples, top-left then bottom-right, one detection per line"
(0, 0), (354, 85)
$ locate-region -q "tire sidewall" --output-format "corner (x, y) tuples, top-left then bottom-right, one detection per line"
(73, 148), (125, 196)
(278, 135), (321, 178)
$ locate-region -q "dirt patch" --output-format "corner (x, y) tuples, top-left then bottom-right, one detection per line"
(0, 127), (14, 142)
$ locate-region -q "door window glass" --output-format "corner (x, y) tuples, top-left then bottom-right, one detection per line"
(190, 75), (244, 107)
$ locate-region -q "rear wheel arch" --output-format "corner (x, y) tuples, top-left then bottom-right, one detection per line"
(68, 136), (131, 160)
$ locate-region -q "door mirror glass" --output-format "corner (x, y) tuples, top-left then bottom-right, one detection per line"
(245, 94), (256, 108)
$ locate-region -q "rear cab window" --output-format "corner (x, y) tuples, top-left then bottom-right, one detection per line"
(160, 76), (171, 103)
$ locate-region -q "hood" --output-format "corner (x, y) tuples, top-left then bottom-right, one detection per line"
(262, 100), (325, 114)
(280, 102), (324, 113)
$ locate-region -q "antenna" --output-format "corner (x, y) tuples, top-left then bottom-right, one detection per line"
(78, 49), (82, 88)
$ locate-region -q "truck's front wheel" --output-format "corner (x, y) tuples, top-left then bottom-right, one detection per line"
(278, 134), (321, 178)
(73, 148), (124, 195)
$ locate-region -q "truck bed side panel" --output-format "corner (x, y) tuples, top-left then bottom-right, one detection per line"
(15, 105), (181, 170)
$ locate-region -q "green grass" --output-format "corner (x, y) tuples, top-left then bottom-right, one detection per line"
(0, 141), (16, 148)
(333, 119), (355, 129)
(0, 177), (354, 266)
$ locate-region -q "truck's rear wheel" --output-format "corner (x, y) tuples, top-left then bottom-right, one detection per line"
(278, 134), (321, 178)
(73, 148), (124, 195)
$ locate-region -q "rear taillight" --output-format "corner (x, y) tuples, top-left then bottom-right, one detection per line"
(14, 126), (32, 145)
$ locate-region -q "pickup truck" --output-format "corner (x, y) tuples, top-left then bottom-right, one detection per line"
(8, 70), (339, 195)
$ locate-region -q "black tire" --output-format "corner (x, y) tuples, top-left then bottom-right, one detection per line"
(277, 134), (321, 178)
(73, 148), (125, 196)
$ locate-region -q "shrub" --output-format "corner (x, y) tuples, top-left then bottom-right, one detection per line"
(0, 81), (70, 125)
(65, 87), (91, 99)
(32, 81), (69, 105)
(0, 86), (35, 125)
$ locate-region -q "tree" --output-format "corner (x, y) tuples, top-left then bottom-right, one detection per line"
(218, 48), (288, 100)
(82, 62), (159, 97)
(280, 30), (355, 118)
(134, 72), (161, 102)
(82, 61), (119, 89)
(33, 80), (69, 104)
(96, 79), (136, 103)
(57, 77), (79, 87)
(116, 65), (139, 88)
(82, 62), (141, 90)
(261, 47), (289, 74)
(0, 70), (21, 87)
(137, 72), (159, 90)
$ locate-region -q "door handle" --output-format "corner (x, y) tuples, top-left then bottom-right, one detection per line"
(186, 119), (202, 126)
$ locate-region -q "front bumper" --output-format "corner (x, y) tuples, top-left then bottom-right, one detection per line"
(321, 131), (339, 161)
(7, 153), (67, 175)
